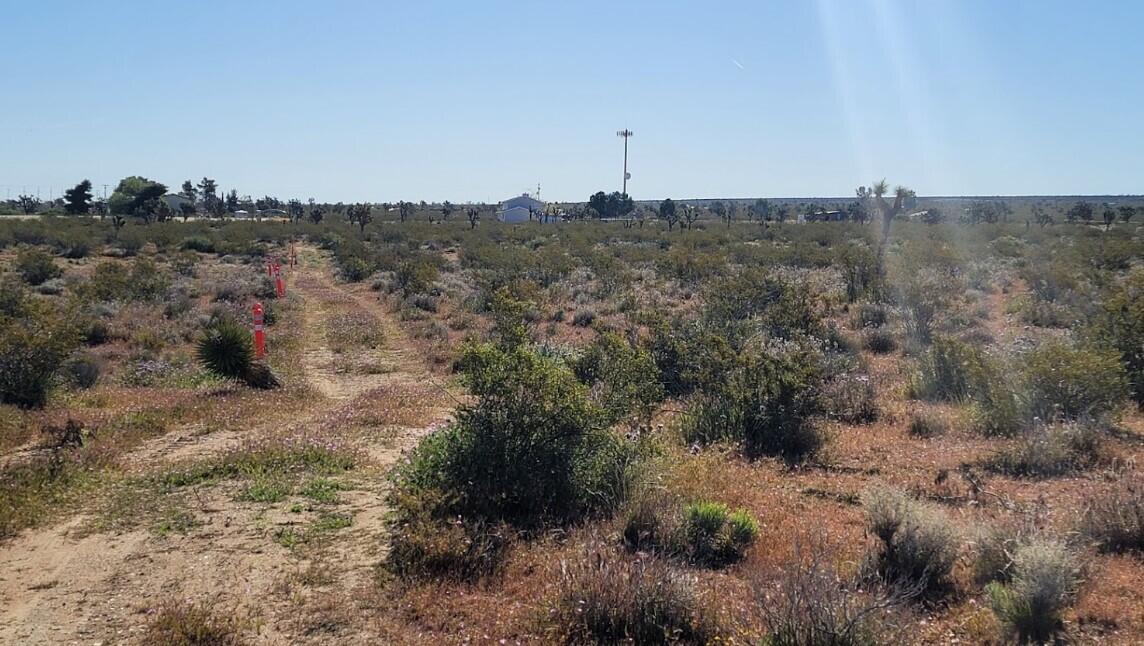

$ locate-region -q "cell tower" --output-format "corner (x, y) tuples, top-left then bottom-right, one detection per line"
(616, 129), (633, 196)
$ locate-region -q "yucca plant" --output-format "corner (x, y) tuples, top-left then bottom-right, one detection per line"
(196, 320), (253, 380)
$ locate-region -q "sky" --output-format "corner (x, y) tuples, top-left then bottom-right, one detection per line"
(2, 1), (1142, 203)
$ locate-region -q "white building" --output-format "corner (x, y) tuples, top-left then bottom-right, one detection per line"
(496, 194), (557, 223)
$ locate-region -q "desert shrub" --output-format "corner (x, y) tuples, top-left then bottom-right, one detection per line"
(553, 549), (717, 645)
(1089, 268), (1144, 408)
(683, 342), (824, 462)
(573, 331), (664, 426)
(179, 236), (216, 253)
(702, 269), (822, 341)
(906, 411), (949, 438)
(80, 259), (169, 303)
(15, 249), (62, 286)
(972, 520), (1038, 586)
(823, 373), (878, 424)
(195, 320), (280, 389)
(862, 487), (958, 599)
(196, 320), (252, 380)
(164, 294), (194, 319)
(80, 317), (111, 346)
(63, 353), (101, 389)
(388, 343), (642, 578)
(984, 422), (1101, 478)
(987, 540), (1079, 644)
(681, 501), (758, 568)
(386, 490), (509, 582)
(337, 255), (372, 282)
(853, 302), (888, 329)
(572, 310), (597, 327)
(0, 297), (80, 408)
(909, 336), (988, 402)
(1020, 340), (1128, 422)
(407, 293), (438, 312)
(1081, 478), (1144, 554)
(862, 329), (897, 354)
(758, 550), (897, 646)
(395, 258), (438, 295)
(143, 599), (248, 646)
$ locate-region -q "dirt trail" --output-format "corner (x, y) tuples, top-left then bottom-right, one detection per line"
(0, 248), (452, 644)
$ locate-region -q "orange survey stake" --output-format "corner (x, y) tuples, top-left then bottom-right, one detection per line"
(273, 262), (285, 297)
(252, 302), (265, 359)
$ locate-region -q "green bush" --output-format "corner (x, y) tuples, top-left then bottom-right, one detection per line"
(0, 295), (80, 408)
(862, 487), (958, 599)
(987, 540), (1079, 644)
(63, 353), (101, 389)
(79, 259), (169, 303)
(554, 549), (717, 645)
(573, 332), (664, 426)
(1089, 268), (1144, 408)
(1020, 340), (1128, 422)
(395, 258), (438, 295)
(823, 373), (878, 424)
(15, 249), (62, 286)
(909, 336), (988, 402)
(682, 501), (758, 567)
(572, 310), (597, 327)
(388, 343), (642, 578)
(853, 302), (888, 329)
(683, 343), (824, 462)
(179, 236), (215, 253)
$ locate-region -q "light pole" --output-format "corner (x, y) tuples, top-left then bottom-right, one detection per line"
(616, 129), (633, 196)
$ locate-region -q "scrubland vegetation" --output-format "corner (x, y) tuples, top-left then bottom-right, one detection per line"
(2, 201), (1144, 644)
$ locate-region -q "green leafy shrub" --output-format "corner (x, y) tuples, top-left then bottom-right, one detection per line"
(572, 310), (597, 327)
(1020, 340), (1128, 422)
(909, 336), (988, 402)
(853, 302), (888, 329)
(1090, 268), (1144, 408)
(554, 549), (717, 645)
(987, 540), (1079, 644)
(15, 249), (62, 286)
(80, 259), (169, 303)
(179, 236), (215, 253)
(862, 487), (958, 599)
(388, 343), (641, 578)
(395, 258), (438, 295)
(683, 343), (824, 462)
(573, 332), (664, 426)
(1081, 478), (1144, 554)
(0, 296), (80, 408)
(681, 501), (758, 568)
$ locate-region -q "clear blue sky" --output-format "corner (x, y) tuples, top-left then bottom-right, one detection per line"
(3, 1), (1141, 203)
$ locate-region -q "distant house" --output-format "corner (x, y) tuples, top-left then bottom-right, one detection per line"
(497, 194), (557, 223)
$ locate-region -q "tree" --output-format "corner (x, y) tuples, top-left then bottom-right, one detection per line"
(1103, 207), (1117, 230)
(63, 180), (93, 215)
(1032, 205), (1053, 228)
(287, 199), (304, 223)
(588, 191), (608, 218)
(682, 204), (701, 230)
(750, 199), (772, 222)
(658, 198), (679, 231)
(399, 201), (414, 222)
(442, 200), (455, 220)
(179, 201), (196, 222)
(308, 204), (325, 225)
(108, 176), (167, 224)
(466, 206), (480, 229)
(15, 195), (38, 215)
(1119, 206), (1136, 223)
(774, 204), (790, 224)
(224, 189), (239, 213)
(711, 200), (730, 226)
(860, 179), (913, 261)
(347, 203), (373, 234)
(1066, 201), (1094, 224)
(179, 180), (198, 205)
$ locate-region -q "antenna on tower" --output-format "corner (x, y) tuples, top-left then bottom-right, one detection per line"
(537, 182), (541, 201)
(616, 129), (633, 196)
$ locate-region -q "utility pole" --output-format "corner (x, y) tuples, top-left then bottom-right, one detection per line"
(616, 129), (633, 196)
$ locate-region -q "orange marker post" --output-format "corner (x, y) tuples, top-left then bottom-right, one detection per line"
(252, 302), (266, 359)
(266, 261), (273, 277)
(273, 263), (285, 298)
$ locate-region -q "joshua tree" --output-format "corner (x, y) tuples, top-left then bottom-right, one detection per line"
(861, 179), (914, 261)
(466, 207), (480, 229)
